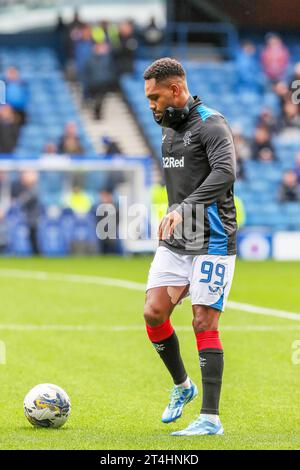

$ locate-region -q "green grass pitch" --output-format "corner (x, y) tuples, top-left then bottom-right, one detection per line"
(0, 256), (299, 450)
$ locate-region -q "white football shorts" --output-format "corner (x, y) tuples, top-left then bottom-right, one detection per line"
(146, 246), (236, 311)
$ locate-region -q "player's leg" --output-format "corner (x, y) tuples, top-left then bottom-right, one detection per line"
(144, 285), (198, 423)
(172, 305), (224, 436)
(172, 254), (236, 436)
(193, 304), (223, 422)
(144, 246), (198, 422)
(193, 304), (224, 434)
(144, 285), (189, 386)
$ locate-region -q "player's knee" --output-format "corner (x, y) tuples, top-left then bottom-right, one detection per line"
(143, 302), (166, 327)
(192, 316), (210, 333)
(192, 307), (218, 333)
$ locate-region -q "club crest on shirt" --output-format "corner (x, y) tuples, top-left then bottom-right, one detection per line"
(183, 131), (192, 147)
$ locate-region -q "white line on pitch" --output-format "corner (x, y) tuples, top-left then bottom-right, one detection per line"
(0, 268), (145, 291)
(0, 268), (300, 322)
(0, 324), (299, 332)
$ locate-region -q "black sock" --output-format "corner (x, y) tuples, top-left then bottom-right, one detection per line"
(146, 320), (188, 385)
(152, 332), (188, 385)
(199, 349), (224, 414)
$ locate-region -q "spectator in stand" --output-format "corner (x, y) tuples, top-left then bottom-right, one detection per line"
(0, 104), (20, 154)
(257, 147), (276, 162)
(231, 125), (249, 180)
(91, 20), (120, 49)
(277, 100), (300, 134)
(102, 136), (122, 156)
(0, 171), (10, 213)
(142, 17), (164, 47)
(261, 33), (290, 82)
(65, 184), (92, 215)
(232, 124), (251, 160)
(272, 80), (291, 111)
(55, 14), (68, 65)
(0, 170), (8, 195)
(69, 10), (85, 31)
(0, 171), (9, 253)
(0, 208), (8, 253)
(11, 171), (40, 254)
(234, 195), (246, 228)
(293, 152), (300, 183)
(74, 24), (93, 84)
(251, 124), (276, 161)
(278, 170), (300, 202)
(93, 188), (120, 254)
(58, 121), (84, 155)
(42, 142), (58, 155)
(65, 10), (85, 62)
(84, 42), (118, 120)
(4, 66), (29, 124)
(116, 20), (138, 75)
(236, 153), (245, 180)
(235, 40), (261, 92)
(256, 107), (279, 134)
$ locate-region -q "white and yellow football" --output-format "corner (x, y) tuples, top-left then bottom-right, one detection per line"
(24, 383), (71, 428)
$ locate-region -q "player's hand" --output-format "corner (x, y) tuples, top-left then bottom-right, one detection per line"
(158, 210), (183, 240)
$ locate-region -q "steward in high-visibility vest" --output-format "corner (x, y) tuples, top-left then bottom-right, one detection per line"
(65, 187), (92, 214)
(91, 22), (120, 48)
(234, 195), (246, 228)
(151, 183), (168, 223)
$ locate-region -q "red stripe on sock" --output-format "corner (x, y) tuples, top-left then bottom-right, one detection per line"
(146, 319), (174, 342)
(195, 330), (223, 351)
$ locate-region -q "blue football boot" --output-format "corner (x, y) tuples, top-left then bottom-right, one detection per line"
(171, 415), (224, 436)
(161, 380), (198, 423)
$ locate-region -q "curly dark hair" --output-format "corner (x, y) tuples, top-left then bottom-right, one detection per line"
(143, 57), (186, 82)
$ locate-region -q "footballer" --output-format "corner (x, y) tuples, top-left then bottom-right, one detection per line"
(143, 58), (237, 436)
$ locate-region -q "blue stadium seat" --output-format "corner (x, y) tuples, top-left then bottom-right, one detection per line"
(0, 46), (95, 159)
(71, 214), (97, 244)
(38, 218), (68, 256)
(9, 222), (32, 255)
(284, 202), (300, 219)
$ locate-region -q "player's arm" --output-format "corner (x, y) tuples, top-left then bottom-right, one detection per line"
(178, 115), (236, 210)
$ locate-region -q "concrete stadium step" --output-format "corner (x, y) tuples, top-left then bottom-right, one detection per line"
(69, 83), (162, 184)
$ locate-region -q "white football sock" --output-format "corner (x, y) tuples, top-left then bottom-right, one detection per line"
(200, 413), (220, 425)
(176, 376), (191, 389)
